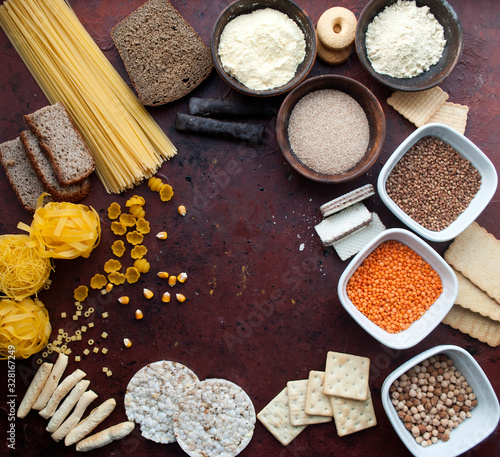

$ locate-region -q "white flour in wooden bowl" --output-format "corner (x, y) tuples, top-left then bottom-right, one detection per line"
(218, 8), (306, 91)
(365, 0), (446, 79)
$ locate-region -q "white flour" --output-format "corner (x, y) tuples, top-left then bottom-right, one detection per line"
(365, 0), (446, 78)
(218, 8), (306, 91)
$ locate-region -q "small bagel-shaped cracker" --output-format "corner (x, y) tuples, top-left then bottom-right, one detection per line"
(317, 7), (357, 51)
(316, 31), (353, 65)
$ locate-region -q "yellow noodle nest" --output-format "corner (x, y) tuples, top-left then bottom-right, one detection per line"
(0, 234), (52, 300)
(0, 297), (51, 359)
(19, 199), (101, 259)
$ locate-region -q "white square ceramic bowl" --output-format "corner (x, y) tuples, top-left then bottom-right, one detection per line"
(381, 345), (500, 457)
(377, 123), (498, 242)
(337, 228), (458, 350)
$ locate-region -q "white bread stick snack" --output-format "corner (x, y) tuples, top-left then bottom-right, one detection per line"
(76, 421), (135, 452)
(47, 380), (90, 433)
(40, 369), (86, 419)
(51, 390), (97, 441)
(320, 184), (375, 218)
(17, 362), (53, 418)
(315, 203), (372, 246)
(65, 398), (117, 446)
(33, 353), (69, 410)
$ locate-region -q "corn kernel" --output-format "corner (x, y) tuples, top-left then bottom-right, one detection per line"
(168, 276), (177, 287)
(75, 356), (81, 362)
(118, 296), (129, 305)
(102, 348), (108, 354)
(83, 348), (90, 355)
(105, 283), (114, 293)
(177, 272), (188, 283)
(101, 332), (108, 339)
(61, 312), (67, 318)
(135, 309), (144, 320)
(162, 292), (171, 303)
(123, 338), (132, 348)
(176, 293), (186, 303)
(178, 205), (187, 216)
(156, 231), (168, 240)
(157, 271), (169, 279)
(143, 288), (154, 299)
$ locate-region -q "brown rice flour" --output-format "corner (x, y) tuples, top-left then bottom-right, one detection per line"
(287, 89), (369, 175)
(365, 0), (446, 79)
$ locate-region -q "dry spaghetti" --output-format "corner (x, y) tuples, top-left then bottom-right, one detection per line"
(0, 297), (51, 359)
(0, 234), (52, 300)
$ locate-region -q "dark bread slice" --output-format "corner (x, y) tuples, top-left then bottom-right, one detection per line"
(0, 137), (52, 213)
(111, 0), (213, 106)
(24, 102), (95, 186)
(20, 130), (91, 203)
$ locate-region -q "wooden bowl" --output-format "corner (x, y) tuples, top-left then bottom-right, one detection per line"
(211, 0), (317, 97)
(355, 0), (463, 92)
(276, 75), (386, 183)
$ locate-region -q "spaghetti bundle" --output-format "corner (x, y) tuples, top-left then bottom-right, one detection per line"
(0, 0), (177, 193)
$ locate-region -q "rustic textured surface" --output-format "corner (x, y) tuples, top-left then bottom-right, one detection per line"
(0, 1), (499, 456)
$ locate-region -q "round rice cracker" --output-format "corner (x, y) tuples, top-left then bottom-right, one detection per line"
(124, 360), (199, 444)
(174, 378), (256, 457)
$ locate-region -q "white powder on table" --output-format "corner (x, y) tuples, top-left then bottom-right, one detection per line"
(218, 8), (306, 91)
(287, 89), (370, 175)
(365, 0), (446, 79)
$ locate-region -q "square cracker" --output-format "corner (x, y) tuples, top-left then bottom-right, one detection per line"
(305, 371), (333, 417)
(387, 86), (449, 127)
(452, 267), (500, 322)
(426, 101), (469, 134)
(443, 304), (500, 347)
(287, 379), (332, 426)
(257, 387), (307, 446)
(324, 352), (370, 401)
(330, 389), (377, 437)
(444, 222), (500, 303)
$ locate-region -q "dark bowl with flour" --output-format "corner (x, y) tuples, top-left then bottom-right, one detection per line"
(355, 0), (463, 92)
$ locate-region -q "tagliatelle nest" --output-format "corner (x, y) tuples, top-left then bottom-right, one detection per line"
(0, 297), (51, 359)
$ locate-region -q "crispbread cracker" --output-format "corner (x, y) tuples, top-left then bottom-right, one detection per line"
(444, 222), (500, 303)
(452, 267), (500, 322)
(324, 352), (370, 401)
(426, 101), (469, 134)
(305, 371), (333, 417)
(330, 389), (377, 436)
(287, 379), (332, 426)
(443, 305), (500, 347)
(257, 387), (307, 446)
(333, 212), (386, 261)
(387, 86), (449, 127)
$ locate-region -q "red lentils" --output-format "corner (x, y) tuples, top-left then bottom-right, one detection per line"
(346, 240), (442, 333)
(386, 136), (481, 232)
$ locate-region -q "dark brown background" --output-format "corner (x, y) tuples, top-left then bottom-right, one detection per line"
(1, 1), (499, 456)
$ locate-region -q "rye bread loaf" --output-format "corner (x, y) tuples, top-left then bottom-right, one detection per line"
(24, 102), (94, 186)
(20, 130), (91, 203)
(111, 0), (213, 106)
(0, 137), (52, 212)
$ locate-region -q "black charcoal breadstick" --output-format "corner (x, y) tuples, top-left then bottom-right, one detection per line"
(188, 97), (279, 117)
(175, 113), (265, 143)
